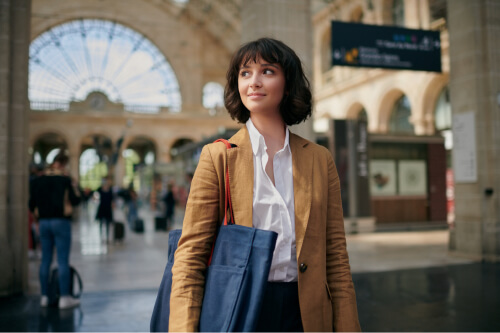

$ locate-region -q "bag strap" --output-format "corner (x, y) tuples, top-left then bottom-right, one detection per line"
(207, 139), (234, 266)
(213, 139), (234, 226)
(71, 266), (83, 298)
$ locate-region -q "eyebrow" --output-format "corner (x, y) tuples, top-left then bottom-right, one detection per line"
(240, 62), (279, 69)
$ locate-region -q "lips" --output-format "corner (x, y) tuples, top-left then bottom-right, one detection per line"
(248, 93), (266, 98)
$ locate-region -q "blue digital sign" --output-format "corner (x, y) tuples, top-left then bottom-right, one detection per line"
(331, 21), (442, 72)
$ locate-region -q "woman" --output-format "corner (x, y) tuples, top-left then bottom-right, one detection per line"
(163, 181), (176, 229)
(95, 177), (114, 243)
(29, 152), (81, 309)
(169, 38), (360, 332)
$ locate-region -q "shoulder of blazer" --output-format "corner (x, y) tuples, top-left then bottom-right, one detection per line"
(290, 132), (329, 153)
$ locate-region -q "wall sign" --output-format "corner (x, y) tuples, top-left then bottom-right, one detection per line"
(452, 112), (477, 183)
(399, 160), (427, 195)
(369, 160), (397, 196)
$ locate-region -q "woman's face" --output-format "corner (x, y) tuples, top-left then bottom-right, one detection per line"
(238, 57), (286, 118)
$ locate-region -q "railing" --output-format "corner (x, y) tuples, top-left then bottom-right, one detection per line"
(30, 100), (171, 114)
(30, 101), (69, 111)
(124, 105), (161, 114)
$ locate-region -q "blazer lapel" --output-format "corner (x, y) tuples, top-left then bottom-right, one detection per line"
(290, 133), (313, 258)
(226, 127), (254, 228)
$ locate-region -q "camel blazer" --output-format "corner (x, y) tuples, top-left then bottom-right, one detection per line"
(169, 126), (361, 332)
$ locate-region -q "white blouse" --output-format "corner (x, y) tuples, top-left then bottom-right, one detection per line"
(246, 119), (298, 282)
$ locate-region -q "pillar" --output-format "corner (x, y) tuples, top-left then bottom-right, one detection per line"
(447, 0), (500, 260)
(0, 0), (32, 295)
(240, 0), (314, 141)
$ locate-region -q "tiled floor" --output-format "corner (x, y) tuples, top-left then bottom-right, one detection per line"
(2, 202), (500, 332)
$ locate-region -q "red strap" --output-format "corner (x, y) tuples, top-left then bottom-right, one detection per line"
(213, 139), (234, 226)
(208, 139), (234, 266)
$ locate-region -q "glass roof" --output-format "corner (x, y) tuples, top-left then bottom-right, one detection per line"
(29, 19), (182, 112)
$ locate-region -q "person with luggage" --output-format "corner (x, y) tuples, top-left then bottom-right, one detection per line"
(29, 152), (81, 309)
(95, 177), (114, 243)
(125, 183), (138, 227)
(169, 38), (361, 331)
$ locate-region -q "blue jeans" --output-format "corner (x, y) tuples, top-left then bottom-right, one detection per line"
(39, 218), (72, 296)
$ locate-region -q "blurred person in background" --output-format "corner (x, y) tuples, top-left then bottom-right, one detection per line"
(29, 152), (81, 309)
(126, 183), (139, 226)
(28, 163), (44, 260)
(95, 176), (114, 243)
(163, 181), (176, 229)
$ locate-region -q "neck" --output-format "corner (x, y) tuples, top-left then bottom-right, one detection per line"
(250, 113), (286, 146)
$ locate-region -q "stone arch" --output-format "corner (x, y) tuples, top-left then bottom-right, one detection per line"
(30, 131), (69, 164)
(31, 2), (185, 42)
(78, 133), (114, 166)
(340, 0), (367, 21)
(420, 74), (449, 134)
(169, 137), (195, 159)
(349, 4), (365, 22)
(124, 135), (158, 164)
(376, 87), (409, 133)
(30, 129), (69, 148)
(345, 102), (367, 119)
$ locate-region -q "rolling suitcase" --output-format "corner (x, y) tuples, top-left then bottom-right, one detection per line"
(155, 217), (167, 231)
(134, 218), (144, 233)
(114, 221), (125, 241)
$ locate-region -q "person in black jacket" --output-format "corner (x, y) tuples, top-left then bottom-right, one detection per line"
(29, 152), (81, 309)
(95, 177), (114, 243)
(163, 182), (176, 230)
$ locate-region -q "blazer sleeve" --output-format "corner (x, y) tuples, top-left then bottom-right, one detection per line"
(169, 144), (224, 332)
(325, 151), (361, 332)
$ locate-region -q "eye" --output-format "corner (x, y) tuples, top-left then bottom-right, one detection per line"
(263, 68), (274, 75)
(239, 70), (250, 77)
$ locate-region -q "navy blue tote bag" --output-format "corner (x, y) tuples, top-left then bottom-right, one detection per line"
(150, 139), (278, 332)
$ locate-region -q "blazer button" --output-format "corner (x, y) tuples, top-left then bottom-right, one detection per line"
(299, 263), (308, 273)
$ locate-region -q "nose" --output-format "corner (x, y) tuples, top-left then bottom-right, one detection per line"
(249, 76), (262, 88)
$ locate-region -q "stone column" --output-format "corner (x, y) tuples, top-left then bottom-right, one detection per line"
(405, 0), (421, 28)
(240, 0), (314, 141)
(447, 0), (500, 260)
(0, 0), (31, 295)
(67, 138), (80, 181)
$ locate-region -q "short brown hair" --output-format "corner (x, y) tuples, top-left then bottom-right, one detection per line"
(224, 38), (312, 125)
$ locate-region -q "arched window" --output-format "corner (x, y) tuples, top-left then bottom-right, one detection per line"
(435, 86), (452, 151)
(80, 148), (108, 190)
(202, 82), (224, 115)
(434, 87), (451, 131)
(392, 0), (405, 27)
(389, 95), (414, 134)
(145, 151), (155, 165)
(29, 19), (182, 112)
(45, 148), (61, 164)
(33, 152), (42, 165)
(123, 149), (141, 186)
